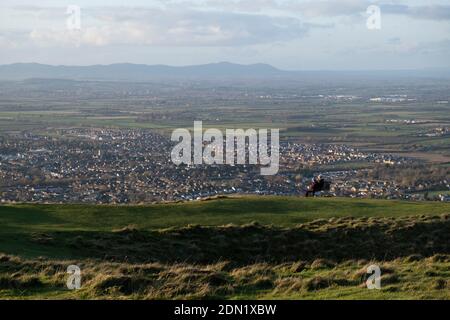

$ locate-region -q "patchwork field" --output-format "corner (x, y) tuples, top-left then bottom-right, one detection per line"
(0, 196), (449, 299)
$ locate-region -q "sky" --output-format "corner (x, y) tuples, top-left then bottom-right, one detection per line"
(0, 0), (449, 70)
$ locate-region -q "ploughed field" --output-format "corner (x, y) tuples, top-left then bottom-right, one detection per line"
(0, 196), (449, 299)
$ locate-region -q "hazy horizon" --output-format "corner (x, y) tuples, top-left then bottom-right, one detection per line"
(2, 61), (450, 72)
(1, 1), (450, 70)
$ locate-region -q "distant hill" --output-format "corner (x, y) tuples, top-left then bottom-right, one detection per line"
(0, 62), (283, 81)
(0, 62), (449, 81)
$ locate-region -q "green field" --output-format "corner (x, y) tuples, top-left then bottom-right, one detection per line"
(1, 196), (450, 233)
(0, 196), (449, 300)
(2, 95), (450, 161)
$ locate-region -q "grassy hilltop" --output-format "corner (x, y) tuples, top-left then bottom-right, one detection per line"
(0, 196), (449, 299)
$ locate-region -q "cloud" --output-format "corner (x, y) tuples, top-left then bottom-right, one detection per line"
(382, 4), (450, 21)
(159, 0), (370, 17)
(386, 37), (401, 45)
(4, 6), (311, 48)
(3, 2), (449, 51)
(340, 37), (450, 57)
(286, 1), (450, 21)
(168, 1), (450, 21)
(286, 0), (369, 18)
(416, 38), (450, 55)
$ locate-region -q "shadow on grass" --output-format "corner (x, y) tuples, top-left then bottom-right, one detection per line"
(19, 215), (449, 265)
(0, 205), (66, 227)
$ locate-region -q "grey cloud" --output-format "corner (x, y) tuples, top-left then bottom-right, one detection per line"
(286, 1), (450, 21)
(380, 3), (450, 21)
(287, 0), (369, 17)
(17, 7), (310, 47)
(406, 5), (450, 21)
(387, 37), (401, 45)
(93, 8), (310, 46)
(170, 1), (450, 21)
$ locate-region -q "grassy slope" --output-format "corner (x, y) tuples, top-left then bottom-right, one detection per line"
(1, 196), (449, 258)
(0, 196), (449, 299)
(2, 196), (449, 232)
(1, 196), (450, 259)
(1, 255), (448, 300)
